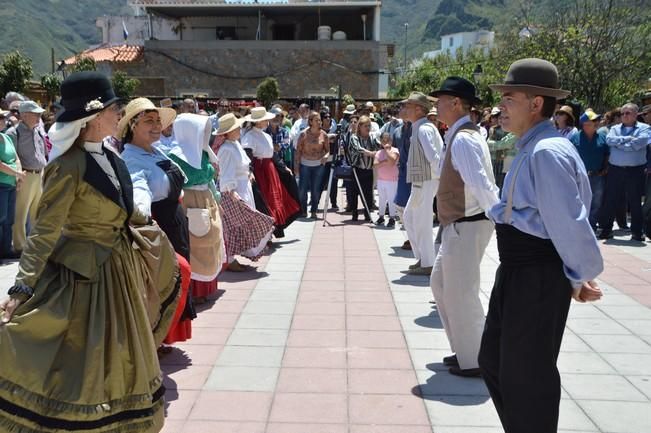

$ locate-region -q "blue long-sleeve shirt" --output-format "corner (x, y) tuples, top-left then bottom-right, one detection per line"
(488, 120), (603, 288)
(606, 122), (650, 167)
(570, 130), (608, 173)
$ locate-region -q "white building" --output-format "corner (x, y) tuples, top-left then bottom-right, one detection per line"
(423, 30), (495, 59)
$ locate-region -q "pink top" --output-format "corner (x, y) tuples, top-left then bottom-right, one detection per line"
(375, 148), (399, 181)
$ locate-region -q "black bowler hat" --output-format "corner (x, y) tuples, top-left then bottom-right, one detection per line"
(56, 71), (122, 122)
(430, 76), (481, 106)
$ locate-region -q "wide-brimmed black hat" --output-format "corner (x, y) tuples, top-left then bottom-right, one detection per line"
(56, 71), (122, 122)
(430, 76), (481, 106)
(489, 58), (570, 99)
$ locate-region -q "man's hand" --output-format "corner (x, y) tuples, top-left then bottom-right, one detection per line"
(0, 296), (22, 325)
(573, 280), (603, 303)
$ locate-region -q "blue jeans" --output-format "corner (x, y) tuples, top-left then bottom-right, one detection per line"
(0, 184), (16, 255)
(588, 175), (605, 229)
(299, 164), (326, 213)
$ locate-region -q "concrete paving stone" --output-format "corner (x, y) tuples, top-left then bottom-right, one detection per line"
(293, 301), (346, 316)
(242, 301), (296, 315)
(576, 400), (651, 433)
(349, 426), (434, 433)
(594, 294), (650, 307)
(581, 334), (651, 354)
(395, 302), (436, 317)
(235, 313), (293, 330)
(160, 345), (223, 367)
(410, 349), (457, 372)
(163, 365), (212, 390)
(291, 314), (346, 330)
(346, 281), (390, 291)
(566, 317), (632, 335)
(180, 421), (266, 433)
(404, 331), (452, 350)
(302, 271), (346, 281)
(599, 305), (651, 320)
(399, 314), (444, 332)
(207, 300), (249, 314)
(276, 367), (348, 393)
(423, 395), (501, 427)
(248, 290), (298, 302)
(287, 329), (347, 348)
(215, 346), (285, 367)
(299, 290), (346, 303)
(178, 328), (231, 346)
(557, 352), (616, 374)
(262, 262), (308, 272)
(347, 347), (413, 369)
(567, 304), (610, 319)
(257, 280), (302, 291)
(618, 319), (651, 335)
(226, 329), (288, 347)
(626, 375), (651, 399)
(346, 302), (397, 316)
(299, 280), (346, 291)
(347, 330), (407, 349)
(348, 368), (419, 394)
(600, 353), (651, 375)
(188, 391), (273, 421)
(345, 290), (395, 303)
(561, 373), (648, 401)
(281, 347), (347, 368)
(557, 399), (600, 431)
(391, 291), (436, 303)
(559, 333), (592, 352)
(204, 366), (279, 391)
(432, 428), (503, 433)
(260, 270), (305, 281)
(266, 423), (347, 433)
(416, 369), (489, 397)
(269, 393), (348, 424)
(349, 394), (430, 425)
(159, 420), (184, 433)
(164, 390), (199, 420)
(346, 315), (403, 331)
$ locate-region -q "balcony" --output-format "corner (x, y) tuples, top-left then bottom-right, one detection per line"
(129, 0), (381, 8)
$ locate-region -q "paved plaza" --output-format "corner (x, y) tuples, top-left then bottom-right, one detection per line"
(1, 205), (651, 433)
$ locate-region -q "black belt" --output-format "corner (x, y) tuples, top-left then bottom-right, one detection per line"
(23, 168), (42, 174)
(455, 212), (489, 223)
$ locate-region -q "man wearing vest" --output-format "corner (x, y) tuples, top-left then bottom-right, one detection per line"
(480, 59), (603, 433)
(429, 77), (500, 377)
(401, 92), (444, 276)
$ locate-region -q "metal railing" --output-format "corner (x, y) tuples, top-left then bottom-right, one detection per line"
(130, 0), (379, 6)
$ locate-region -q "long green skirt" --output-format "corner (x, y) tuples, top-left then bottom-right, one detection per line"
(0, 236), (167, 433)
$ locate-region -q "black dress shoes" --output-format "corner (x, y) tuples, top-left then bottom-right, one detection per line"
(449, 366), (481, 377)
(443, 354), (459, 366)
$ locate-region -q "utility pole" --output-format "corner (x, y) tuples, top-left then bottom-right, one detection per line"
(403, 22), (409, 73)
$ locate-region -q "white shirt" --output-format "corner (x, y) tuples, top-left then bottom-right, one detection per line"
(290, 117), (308, 149)
(216, 140), (250, 193)
(443, 115), (500, 212)
(241, 127), (274, 159)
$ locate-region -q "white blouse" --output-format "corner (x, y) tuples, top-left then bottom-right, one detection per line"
(241, 127), (274, 159)
(216, 140), (250, 192)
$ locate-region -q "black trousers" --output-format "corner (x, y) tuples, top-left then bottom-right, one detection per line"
(350, 167), (373, 216)
(478, 261), (572, 433)
(600, 164), (645, 235)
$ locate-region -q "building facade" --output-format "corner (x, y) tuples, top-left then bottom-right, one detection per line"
(422, 30), (495, 59)
(85, 0), (391, 99)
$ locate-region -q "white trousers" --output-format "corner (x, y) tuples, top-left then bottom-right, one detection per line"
(430, 219), (494, 369)
(377, 179), (398, 218)
(403, 180), (436, 267)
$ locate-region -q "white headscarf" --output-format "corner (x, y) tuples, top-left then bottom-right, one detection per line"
(168, 113), (218, 169)
(47, 113), (98, 163)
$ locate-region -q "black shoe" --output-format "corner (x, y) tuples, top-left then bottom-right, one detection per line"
(300, 211), (308, 218)
(375, 217), (385, 226)
(401, 240), (412, 250)
(310, 212), (318, 220)
(598, 230), (613, 240)
(448, 366), (481, 377)
(0, 251), (21, 260)
(443, 354), (459, 367)
(351, 211), (359, 221)
(364, 211), (371, 222)
(331, 205), (339, 211)
(631, 234), (644, 242)
(387, 218), (395, 228)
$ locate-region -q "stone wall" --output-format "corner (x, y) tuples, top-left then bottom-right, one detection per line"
(111, 40), (385, 99)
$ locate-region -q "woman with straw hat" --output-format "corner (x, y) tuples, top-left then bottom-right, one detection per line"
(119, 97), (196, 346)
(216, 113), (274, 272)
(0, 72), (173, 432)
(242, 107), (301, 238)
(167, 113), (225, 302)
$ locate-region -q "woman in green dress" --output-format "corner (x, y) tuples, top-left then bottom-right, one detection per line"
(0, 72), (173, 432)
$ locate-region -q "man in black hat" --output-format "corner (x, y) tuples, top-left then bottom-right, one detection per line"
(429, 77), (499, 377)
(479, 58), (603, 433)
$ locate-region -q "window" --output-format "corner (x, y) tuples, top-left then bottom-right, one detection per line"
(449, 37), (453, 47)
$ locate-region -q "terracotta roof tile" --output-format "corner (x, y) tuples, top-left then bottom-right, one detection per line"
(65, 45), (143, 65)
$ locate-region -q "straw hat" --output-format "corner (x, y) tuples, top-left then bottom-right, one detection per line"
(117, 97), (177, 140)
(343, 104), (356, 115)
(215, 113), (245, 135)
(555, 105), (575, 123)
(245, 106), (276, 122)
(400, 92), (432, 110)
(427, 107), (438, 117)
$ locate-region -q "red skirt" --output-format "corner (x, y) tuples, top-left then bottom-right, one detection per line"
(191, 278), (218, 299)
(253, 158), (301, 228)
(164, 254), (192, 344)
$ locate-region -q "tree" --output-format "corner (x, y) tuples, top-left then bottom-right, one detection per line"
(0, 51), (33, 96)
(111, 71), (140, 99)
(40, 73), (62, 105)
(342, 94), (355, 107)
(256, 77), (280, 108)
(70, 56), (97, 73)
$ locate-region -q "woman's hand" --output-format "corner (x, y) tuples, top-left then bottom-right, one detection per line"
(230, 190), (242, 201)
(0, 296), (22, 325)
